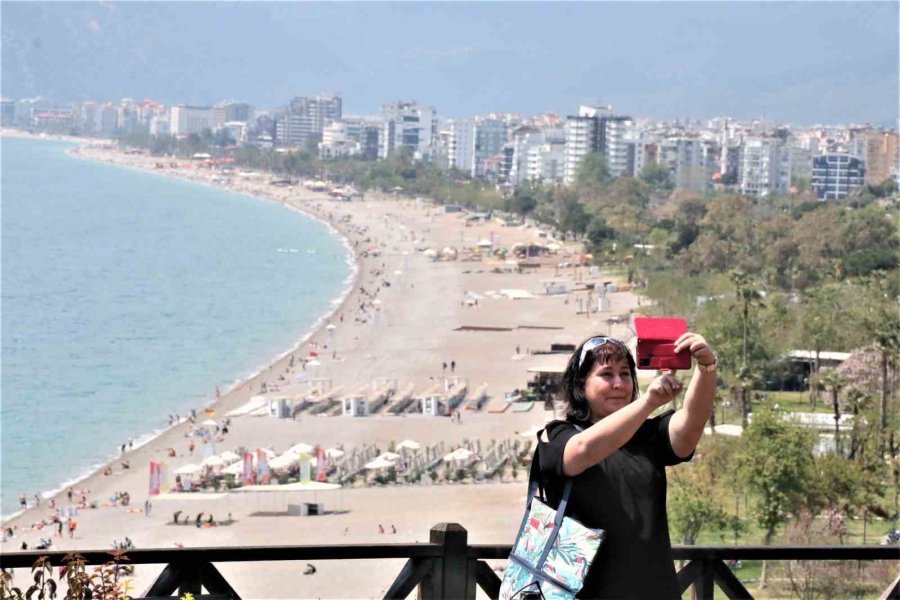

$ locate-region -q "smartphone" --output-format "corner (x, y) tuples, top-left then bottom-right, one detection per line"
(634, 317), (691, 371)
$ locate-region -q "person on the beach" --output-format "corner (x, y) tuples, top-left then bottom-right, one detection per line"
(537, 332), (717, 599)
(19, 493), (26, 509)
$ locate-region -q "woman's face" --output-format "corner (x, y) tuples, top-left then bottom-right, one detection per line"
(584, 357), (634, 421)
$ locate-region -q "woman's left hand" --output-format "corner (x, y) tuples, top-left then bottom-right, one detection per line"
(674, 332), (716, 367)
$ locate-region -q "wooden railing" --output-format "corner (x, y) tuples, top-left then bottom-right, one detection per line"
(2, 523), (898, 599)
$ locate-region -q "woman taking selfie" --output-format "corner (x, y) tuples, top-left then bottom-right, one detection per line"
(538, 332), (717, 598)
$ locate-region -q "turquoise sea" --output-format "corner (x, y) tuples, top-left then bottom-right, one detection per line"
(0, 137), (352, 517)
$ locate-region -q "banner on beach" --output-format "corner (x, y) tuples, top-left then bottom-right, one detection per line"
(149, 461), (162, 496)
(300, 453), (311, 483)
(315, 446), (327, 482)
(242, 451), (255, 485)
(256, 448), (270, 485)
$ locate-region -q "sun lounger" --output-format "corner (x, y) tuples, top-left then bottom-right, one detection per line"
(464, 383), (490, 411)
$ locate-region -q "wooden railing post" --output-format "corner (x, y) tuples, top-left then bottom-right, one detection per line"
(691, 559), (715, 600)
(419, 523), (473, 600)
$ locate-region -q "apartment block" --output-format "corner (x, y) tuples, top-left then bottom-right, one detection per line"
(170, 105), (213, 136)
(563, 104), (633, 184)
(864, 131), (899, 185)
(811, 154), (865, 200)
(380, 101), (437, 160)
(276, 93), (342, 147)
(738, 137), (790, 197)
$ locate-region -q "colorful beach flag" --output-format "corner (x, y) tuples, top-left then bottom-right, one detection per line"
(242, 451), (255, 486)
(149, 461), (162, 496)
(256, 448), (270, 485)
(315, 447), (327, 482)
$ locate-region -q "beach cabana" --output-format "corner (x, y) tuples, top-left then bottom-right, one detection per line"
(375, 451), (401, 462)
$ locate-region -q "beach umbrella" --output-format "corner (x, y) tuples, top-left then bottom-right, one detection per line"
(376, 452), (401, 462)
(218, 450), (241, 463)
(325, 448), (345, 459)
(174, 463), (203, 475)
(287, 442), (315, 455)
(306, 360), (321, 367)
(258, 447), (277, 458)
(364, 457), (396, 470)
(326, 324), (337, 331)
(201, 455), (226, 468)
(201, 419), (218, 427)
(268, 453), (298, 470)
(222, 460), (248, 476)
(397, 439), (420, 451)
(443, 448), (476, 463)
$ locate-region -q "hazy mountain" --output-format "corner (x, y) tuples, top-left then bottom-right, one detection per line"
(2, 2), (897, 126)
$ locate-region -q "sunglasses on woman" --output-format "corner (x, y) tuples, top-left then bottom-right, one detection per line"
(578, 336), (624, 368)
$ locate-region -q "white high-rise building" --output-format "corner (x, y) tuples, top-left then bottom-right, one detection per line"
(739, 137), (790, 197)
(563, 104), (632, 184)
(448, 117), (509, 177)
(380, 101), (438, 160)
(170, 105), (213, 136)
(275, 93), (342, 147)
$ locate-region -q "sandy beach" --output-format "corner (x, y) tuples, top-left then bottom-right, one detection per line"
(1, 136), (642, 597)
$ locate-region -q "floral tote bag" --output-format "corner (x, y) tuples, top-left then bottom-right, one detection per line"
(499, 428), (605, 600)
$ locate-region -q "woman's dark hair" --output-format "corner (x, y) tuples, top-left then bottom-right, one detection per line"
(560, 335), (639, 423)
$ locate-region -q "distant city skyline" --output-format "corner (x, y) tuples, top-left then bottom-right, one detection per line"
(2, 2), (897, 127)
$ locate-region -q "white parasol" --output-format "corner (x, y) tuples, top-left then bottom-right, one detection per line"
(174, 463), (203, 475)
(376, 451), (401, 462)
(287, 442), (315, 455)
(443, 448), (476, 463)
(201, 455), (226, 468)
(325, 448), (345, 459)
(218, 450), (241, 463)
(364, 457), (396, 470)
(396, 439), (420, 451)
(268, 453), (299, 470)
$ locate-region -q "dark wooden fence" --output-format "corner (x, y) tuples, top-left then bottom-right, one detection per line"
(2, 522), (898, 599)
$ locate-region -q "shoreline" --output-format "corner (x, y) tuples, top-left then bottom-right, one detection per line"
(1, 138), (644, 597)
(2, 139), (365, 524)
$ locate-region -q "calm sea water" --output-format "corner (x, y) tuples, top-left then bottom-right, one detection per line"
(1, 137), (352, 517)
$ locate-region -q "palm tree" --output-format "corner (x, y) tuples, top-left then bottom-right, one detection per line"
(819, 369), (847, 453)
(730, 270), (765, 425)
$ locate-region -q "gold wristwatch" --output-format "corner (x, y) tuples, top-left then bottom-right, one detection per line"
(696, 357), (718, 373)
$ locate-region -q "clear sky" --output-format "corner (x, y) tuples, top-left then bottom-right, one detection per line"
(2, 2), (897, 126)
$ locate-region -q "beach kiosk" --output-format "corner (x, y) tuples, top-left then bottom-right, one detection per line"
(420, 383), (446, 416)
(526, 353), (571, 406)
(342, 395), (368, 417)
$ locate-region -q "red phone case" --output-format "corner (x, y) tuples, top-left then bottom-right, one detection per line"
(634, 317), (691, 370)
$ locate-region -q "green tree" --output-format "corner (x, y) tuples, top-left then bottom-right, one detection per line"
(737, 405), (817, 545)
(507, 193), (537, 219)
(558, 197), (590, 239)
(639, 163), (674, 192)
(575, 152), (612, 187)
(584, 213), (615, 252)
